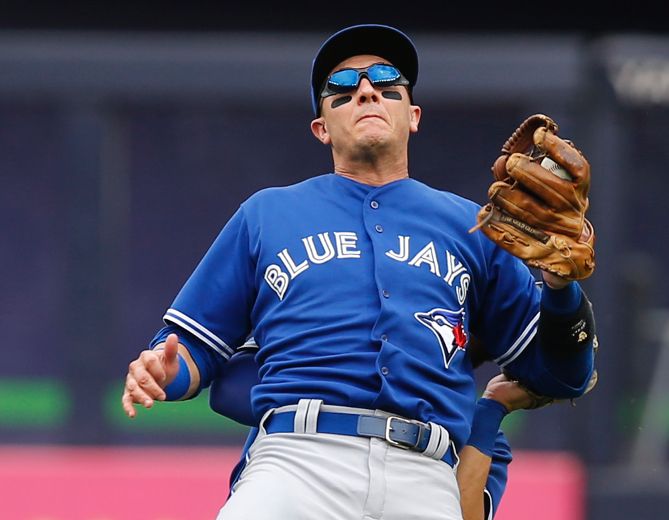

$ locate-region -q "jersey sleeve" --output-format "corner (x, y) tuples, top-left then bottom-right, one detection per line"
(471, 246), (541, 368)
(163, 207), (256, 360)
(473, 246), (595, 399)
(483, 430), (513, 519)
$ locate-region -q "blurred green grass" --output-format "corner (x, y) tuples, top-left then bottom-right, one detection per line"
(0, 378), (249, 434)
(0, 379), (70, 426)
(104, 384), (250, 433)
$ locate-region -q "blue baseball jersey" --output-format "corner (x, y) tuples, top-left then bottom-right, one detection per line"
(159, 173), (592, 450)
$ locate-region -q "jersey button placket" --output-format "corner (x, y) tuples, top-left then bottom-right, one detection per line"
(365, 190), (390, 366)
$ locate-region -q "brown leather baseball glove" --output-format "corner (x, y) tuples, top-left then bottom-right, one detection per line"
(471, 114), (595, 281)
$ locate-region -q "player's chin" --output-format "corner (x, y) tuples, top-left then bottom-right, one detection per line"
(355, 128), (393, 147)
(355, 119), (392, 137)
(352, 136), (392, 157)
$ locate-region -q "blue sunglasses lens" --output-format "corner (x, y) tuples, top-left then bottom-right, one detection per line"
(367, 64), (402, 83)
(324, 64), (404, 95)
(328, 68), (362, 89)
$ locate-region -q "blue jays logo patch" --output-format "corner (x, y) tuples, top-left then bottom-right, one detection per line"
(414, 308), (467, 368)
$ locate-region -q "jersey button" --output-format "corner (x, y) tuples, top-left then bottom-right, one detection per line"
(382, 289), (390, 298)
(381, 334), (388, 341)
(381, 366), (390, 376)
(370, 200), (379, 209)
(375, 224), (383, 233)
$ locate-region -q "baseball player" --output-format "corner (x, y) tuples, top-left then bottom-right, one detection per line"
(122, 24), (596, 520)
(208, 342), (518, 520)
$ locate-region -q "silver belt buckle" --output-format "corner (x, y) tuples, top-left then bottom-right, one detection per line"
(384, 416), (421, 450)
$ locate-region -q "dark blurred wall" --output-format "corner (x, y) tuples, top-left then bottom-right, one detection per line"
(0, 3), (664, 34)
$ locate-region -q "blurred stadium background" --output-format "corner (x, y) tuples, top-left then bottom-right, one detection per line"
(1, 4), (667, 519)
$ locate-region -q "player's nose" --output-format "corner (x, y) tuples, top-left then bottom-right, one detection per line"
(356, 77), (380, 103)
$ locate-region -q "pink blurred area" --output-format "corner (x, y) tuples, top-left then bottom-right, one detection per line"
(0, 446), (585, 520)
(497, 450), (586, 520)
(0, 446), (241, 520)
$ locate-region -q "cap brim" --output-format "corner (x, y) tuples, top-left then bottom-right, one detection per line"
(311, 24), (418, 116)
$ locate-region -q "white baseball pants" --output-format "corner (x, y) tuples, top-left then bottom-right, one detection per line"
(216, 402), (462, 520)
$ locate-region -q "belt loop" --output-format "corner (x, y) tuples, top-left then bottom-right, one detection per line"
(423, 421), (450, 461)
(294, 399), (310, 433)
(450, 440), (460, 469)
(258, 408), (275, 434)
(305, 399), (323, 434)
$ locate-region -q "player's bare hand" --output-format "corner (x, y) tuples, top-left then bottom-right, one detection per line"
(482, 373), (536, 412)
(541, 270), (570, 290)
(121, 333), (180, 418)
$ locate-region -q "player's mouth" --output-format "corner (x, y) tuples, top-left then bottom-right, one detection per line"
(357, 114), (386, 124)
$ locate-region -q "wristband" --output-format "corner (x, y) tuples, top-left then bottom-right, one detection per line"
(467, 398), (509, 457)
(163, 354), (191, 401)
(539, 294), (595, 355)
(540, 280), (581, 315)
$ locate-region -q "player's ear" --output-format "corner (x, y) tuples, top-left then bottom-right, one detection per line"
(409, 104), (421, 133)
(311, 117), (331, 145)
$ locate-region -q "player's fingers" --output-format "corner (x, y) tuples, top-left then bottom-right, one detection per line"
(125, 371), (161, 406)
(487, 373), (542, 411)
(163, 334), (179, 364)
(121, 389), (137, 418)
(487, 373), (510, 386)
(132, 364), (167, 401)
(136, 351), (169, 387)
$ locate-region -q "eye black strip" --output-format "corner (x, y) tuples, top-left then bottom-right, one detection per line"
(331, 96), (353, 109)
(382, 91), (403, 100)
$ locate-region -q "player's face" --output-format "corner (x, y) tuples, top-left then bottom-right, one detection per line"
(311, 55), (421, 157)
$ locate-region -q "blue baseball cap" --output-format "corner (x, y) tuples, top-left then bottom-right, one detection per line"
(310, 24), (419, 117)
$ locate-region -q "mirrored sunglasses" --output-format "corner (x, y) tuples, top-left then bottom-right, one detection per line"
(320, 63), (410, 98)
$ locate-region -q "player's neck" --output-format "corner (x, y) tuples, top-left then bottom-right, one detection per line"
(333, 153), (409, 186)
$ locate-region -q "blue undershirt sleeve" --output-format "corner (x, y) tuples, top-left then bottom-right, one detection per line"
(485, 430), (513, 518)
(540, 280), (581, 314)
